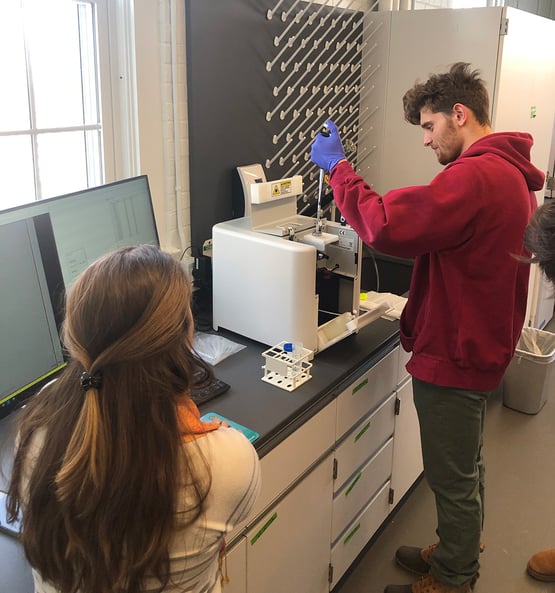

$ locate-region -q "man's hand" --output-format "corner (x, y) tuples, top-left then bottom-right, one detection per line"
(310, 119), (346, 172)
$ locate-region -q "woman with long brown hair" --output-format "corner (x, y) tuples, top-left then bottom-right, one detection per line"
(7, 244), (260, 593)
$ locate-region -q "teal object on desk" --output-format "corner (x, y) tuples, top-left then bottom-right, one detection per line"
(201, 412), (260, 443)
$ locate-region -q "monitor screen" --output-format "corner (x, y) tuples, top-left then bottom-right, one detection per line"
(0, 175), (158, 288)
(0, 217), (67, 415)
(0, 176), (159, 418)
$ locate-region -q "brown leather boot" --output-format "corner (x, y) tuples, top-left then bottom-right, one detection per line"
(395, 542), (484, 588)
(384, 574), (472, 593)
(396, 543), (438, 575)
(527, 548), (555, 581)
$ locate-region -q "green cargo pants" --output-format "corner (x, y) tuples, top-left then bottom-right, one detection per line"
(412, 377), (489, 588)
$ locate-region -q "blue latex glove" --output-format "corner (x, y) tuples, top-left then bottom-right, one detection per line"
(310, 119), (346, 172)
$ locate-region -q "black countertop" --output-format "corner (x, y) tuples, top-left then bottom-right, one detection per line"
(194, 319), (400, 457)
(0, 318), (400, 592)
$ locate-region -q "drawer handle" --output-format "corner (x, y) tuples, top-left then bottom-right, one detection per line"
(352, 377), (369, 395)
(345, 471), (362, 497)
(343, 523), (361, 545)
(354, 421), (371, 443)
(250, 512), (277, 546)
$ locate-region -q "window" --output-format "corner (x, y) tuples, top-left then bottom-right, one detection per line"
(0, 0), (103, 209)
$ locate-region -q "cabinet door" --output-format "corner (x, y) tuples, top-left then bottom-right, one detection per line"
(222, 537), (246, 593)
(397, 345), (410, 386)
(246, 455), (334, 593)
(228, 401), (336, 545)
(391, 377), (423, 507)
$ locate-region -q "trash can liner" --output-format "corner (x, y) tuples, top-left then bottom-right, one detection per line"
(515, 327), (555, 362)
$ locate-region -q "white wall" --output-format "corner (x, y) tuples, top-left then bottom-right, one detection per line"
(129, 2), (553, 256)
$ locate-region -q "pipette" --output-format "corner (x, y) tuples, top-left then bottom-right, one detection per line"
(313, 124), (330, 237)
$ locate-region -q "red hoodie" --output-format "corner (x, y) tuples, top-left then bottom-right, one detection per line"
(329, 132), (545, 390)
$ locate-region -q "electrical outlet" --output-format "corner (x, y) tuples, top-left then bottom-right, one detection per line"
(202, 239), (213, 257)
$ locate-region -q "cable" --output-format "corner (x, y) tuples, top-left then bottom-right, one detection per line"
(179, 245), (194, 261)
(371, 253), (380, 292)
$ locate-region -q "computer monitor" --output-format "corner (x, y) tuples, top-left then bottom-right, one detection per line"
(0, 176), (159, 418)
(0, 215), (67, 418)
(0, 175), (158, 288)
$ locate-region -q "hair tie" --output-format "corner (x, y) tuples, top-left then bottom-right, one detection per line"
(80, 371), (102, 391)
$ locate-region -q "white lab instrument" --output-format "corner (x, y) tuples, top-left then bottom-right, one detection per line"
(212, 165), (385, 353)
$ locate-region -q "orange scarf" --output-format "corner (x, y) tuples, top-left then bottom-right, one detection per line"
(177, 397), (220, 442)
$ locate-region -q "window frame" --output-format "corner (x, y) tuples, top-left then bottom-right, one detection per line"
(0, 0), (138, 207)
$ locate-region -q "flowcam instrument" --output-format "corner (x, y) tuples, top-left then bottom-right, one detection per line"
(212, 163), (388, 357)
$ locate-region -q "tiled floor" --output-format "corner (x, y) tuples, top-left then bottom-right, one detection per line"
(336, 324), (555, 593)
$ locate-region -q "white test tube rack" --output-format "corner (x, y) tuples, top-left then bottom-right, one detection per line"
(261, 341), (313, 392)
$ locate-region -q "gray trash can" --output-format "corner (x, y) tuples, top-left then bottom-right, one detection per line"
(503, 327), (555, 414)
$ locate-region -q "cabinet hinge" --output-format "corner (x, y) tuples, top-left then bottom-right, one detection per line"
(389, 487), (395, 505)
(500, 17), (509, 35)
(394, 397), (401, 416)
(332, 458), (338, 480)
(328, 563), (334, 584)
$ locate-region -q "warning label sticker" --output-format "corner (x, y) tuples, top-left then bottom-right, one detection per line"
(272, 180), (292, 196)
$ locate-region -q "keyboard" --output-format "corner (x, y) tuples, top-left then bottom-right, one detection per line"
(189, 378), (230, 406)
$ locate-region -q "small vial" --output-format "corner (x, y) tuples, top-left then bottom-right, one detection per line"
(283, 342), (303, 377)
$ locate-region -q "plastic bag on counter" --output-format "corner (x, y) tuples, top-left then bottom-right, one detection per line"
(193, 332), (246, 366)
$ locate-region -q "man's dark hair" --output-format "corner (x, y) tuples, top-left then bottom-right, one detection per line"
(525, 201), (555, 284)
(403, 62), (491, 127)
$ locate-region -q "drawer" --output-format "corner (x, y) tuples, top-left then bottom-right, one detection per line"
(330, 480), (391, 588)
(334, 392), (396, 489)
(336, 346), (398, 439)
(332, 437), (393, 542)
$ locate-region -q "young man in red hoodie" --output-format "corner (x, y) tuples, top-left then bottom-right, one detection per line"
(311, 62), (545, 593)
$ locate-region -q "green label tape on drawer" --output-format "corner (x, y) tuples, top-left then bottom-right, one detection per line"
(250, 512), (277, 546)
(345, 471), (362, 497)
(354, 421), (371, 442)
(343, 523), (361, 545)
(352, 377), (368, 395)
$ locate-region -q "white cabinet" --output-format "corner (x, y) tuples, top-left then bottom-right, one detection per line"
(397, 345), (410, 386)
(329, 481), (391, 589)
(334, 393), (396, 488)
(391, 377), (423, 508)
(223, 537), (247, 593)
(245, 454), (334, 593)
(336, 346), (398, 438)
(224, 344), (423, 593)
(227, 400), (336, 544)
(329, 347), (399, 586)
(332, 437), (394, 543)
